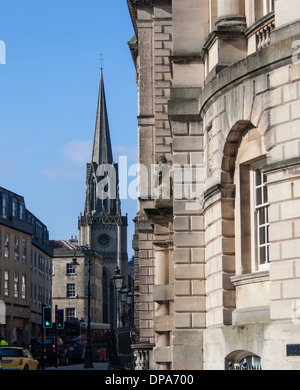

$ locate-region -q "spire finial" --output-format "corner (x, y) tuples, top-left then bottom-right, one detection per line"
(91, 58), (113, 167)
(99, 53), (104, 70)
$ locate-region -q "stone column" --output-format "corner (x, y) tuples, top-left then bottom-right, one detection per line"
(155, 247), (169, 286)
(216, 0), (246, 27)
(154, 246), (169, 346)
(218, 0), (243, 18)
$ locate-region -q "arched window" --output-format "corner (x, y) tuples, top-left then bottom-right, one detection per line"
(233, 126), (269, 274)
(226, 350), (262, 370)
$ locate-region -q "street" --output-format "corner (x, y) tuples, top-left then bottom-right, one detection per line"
(44, 362), (109, 371)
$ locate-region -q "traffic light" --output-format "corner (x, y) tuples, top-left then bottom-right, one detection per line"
(43, 307), (52, 328)
(56, 308), (64, 329)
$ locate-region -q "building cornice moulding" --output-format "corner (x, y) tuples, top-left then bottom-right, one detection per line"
(127, 0), (171, 33)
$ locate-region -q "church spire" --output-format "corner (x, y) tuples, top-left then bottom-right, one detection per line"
(92, 68), (113, 165)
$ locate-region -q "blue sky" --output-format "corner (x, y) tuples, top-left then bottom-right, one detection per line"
(0, 0), (137, 258)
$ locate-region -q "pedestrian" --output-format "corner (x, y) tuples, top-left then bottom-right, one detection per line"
(0, 337), (8, 346)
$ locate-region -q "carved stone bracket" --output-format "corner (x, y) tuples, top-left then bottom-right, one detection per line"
(153, 240), (173, 249)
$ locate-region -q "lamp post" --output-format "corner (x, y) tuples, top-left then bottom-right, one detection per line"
(72, 245), (94, 369)
(112, 266), (124, 328)
(108, 266), (124, 369)
(126, 291), (135, 369)
(127, 291), (134, 329)
(112, 269), (136, 370)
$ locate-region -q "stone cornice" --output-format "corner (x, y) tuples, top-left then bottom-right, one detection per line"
(127, 0), (172, 33)
(128, 0), (171, 7)
(231, 270), (269, 286)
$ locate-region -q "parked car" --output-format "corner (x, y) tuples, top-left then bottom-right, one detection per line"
(29, 337), (69, 366)
(0, 346), (40, 370)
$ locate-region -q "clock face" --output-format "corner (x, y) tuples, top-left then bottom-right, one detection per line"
(98, 233), (110, 248)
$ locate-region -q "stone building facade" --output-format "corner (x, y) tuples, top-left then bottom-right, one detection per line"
(0, 187), (53, 345)
(50, 238), (103, 323)
(127, 0), (300, 370)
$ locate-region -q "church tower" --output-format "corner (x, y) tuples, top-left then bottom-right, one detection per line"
(78, 68), (128, 324)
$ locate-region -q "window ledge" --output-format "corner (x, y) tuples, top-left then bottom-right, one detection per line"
(231, 270), (269, 286)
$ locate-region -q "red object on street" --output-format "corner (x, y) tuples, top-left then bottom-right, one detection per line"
(99, 348), (106, 362)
